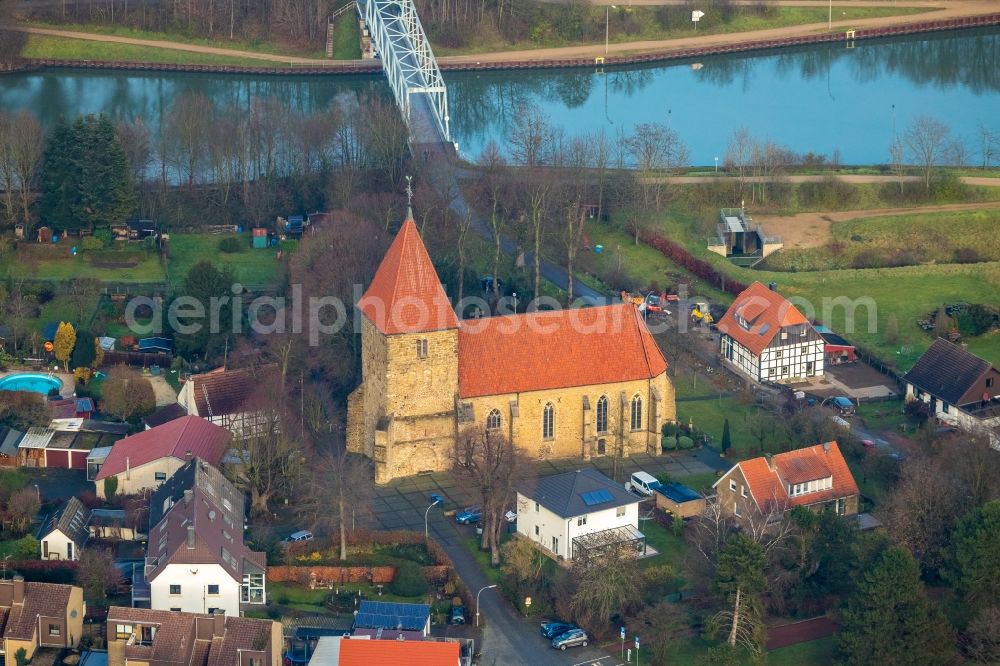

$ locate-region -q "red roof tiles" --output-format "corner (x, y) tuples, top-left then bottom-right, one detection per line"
(734, 442), (859, 512)
(339, 639), (460, 666)
(187, 367), (259, 417)
(358, 219), (459, 335)
(717, 282), (810, 356)
(96, 416), (230, 480)
(458, 304), (668, 398)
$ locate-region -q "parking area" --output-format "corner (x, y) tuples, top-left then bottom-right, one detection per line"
(370, 452), (718, 545)
(788, 361), (899, 400)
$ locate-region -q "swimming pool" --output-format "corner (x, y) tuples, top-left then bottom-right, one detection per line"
(0, 373), (63, 396)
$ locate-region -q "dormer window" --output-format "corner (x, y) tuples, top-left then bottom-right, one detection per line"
(788, 476), (833, 497)
(736, 315), (750, 330)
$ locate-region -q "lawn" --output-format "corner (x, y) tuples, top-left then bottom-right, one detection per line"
(462, 536), (504, 586)
(35, 293), (100, 332)
(854, 398), (912, 432)
(764, 208), (1000, 271)
(331, 15), (361, 60)
(0, 245), (165, 283)
(166, 233), (287, 287)
(638, 519), (685, 570)
(768, 636), (837, 665)
(22, 34), (307, 67)
(674, 397), (761, 455)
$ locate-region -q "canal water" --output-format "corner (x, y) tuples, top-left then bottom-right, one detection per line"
(0, 26), (997, 165)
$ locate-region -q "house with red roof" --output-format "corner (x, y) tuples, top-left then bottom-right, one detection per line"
(94, 416), (231, 498)
(308, 635), (462, 666)
(717, 282), (824, 383)
(713, 442), (860, 520)
(346, 215), (676, 483)
(0, 576), (85, 661)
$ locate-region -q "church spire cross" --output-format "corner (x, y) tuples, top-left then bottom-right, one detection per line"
(405, 175), (414, 220)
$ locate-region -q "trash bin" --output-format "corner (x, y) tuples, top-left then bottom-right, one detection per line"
(595, 244), (603, 254)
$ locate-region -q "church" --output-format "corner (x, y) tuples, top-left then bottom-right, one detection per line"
(345, 217), (677, 483)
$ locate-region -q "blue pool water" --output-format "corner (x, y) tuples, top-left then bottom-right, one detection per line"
(0, 373), (63, 395)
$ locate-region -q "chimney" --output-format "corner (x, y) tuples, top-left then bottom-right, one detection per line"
(768, 281), (777, 292)
(764, 453), (775, 471)
(212, 610), (225, 638)
(186, 525), (195, 549)
(822, 441), (831, 453)
(184, 489), (193, 505)
(13, 575), (24, 604)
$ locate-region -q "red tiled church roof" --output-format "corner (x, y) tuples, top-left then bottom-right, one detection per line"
(717, 282), (810, 356)
(96, 416), (230, 480)
(732, 442), (859, 512)
(358, 219), (459, 335)
(458, 304), (668, 398)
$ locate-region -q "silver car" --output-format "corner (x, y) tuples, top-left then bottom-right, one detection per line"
(551, 628), (589, 650)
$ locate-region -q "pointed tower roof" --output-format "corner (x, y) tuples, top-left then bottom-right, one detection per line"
(358, 219), (459, 335)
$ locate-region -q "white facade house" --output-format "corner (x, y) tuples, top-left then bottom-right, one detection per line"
(39, 497), (90, 561)
(150, 561), (241, 616)
(516, 468), (643, 562)
(903, 339), (1000, 446)
(177, 367), (274, 437)
(142, 458), (266, 615)
(718, 282), (824, 383)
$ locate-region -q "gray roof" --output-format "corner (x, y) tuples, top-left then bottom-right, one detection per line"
(0, 427), (23, 457)
(518, 468), (641, 519)
(903, 338), (993, 406)
(148, 457), (244, 530)
(43, 496), (91, 547)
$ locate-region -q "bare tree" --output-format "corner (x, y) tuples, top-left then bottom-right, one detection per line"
(101, 366), (156, 422)
(725, 126), (753, 199)
(568, 530), (642, 632)
(303, 448), (373, 561)
(116, 117), (152, 187)
(163, 92), (212, 186)
(452, 426), (527, 566)
(228, 397), (304, 516)
(76, 548), (122, 603)
(8, 112), (43, 229)
(905, 115), (951, 194)
(889, 137), (906, 195)
(66, 278), (101, 324)
(477, 141), (509, 307)
(977, 122), (997, 170)
(7, 487), (39, 535)
(508, 102), (553, 168)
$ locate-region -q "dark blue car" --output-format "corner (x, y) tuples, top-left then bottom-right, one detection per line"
(540, 621), (577, 639)
(455, 506), (482, 524)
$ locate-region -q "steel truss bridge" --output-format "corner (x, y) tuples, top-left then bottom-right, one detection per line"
(361, 0), (451, 146)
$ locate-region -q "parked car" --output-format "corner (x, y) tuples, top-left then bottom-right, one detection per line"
(626, 471), (662, 496)
(861, 439), (876, 449)
(450, 605), (466, 625)
(540, 621), (576, 639)
(455, 506), (482, 524)
(551, 628), (589, 650)
(283, 530), (313, 543)
(829, 396), (855, 415)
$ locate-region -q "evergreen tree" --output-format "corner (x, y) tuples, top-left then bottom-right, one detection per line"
(947, 500), (1000, 609)
(172, 260), (236, 360)
(720, 418), (732, 456)
(70, 329), (96, 369)
(838, 545), (953, 665)
(40, 114), (136, 232)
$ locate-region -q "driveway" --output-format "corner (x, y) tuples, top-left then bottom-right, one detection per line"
(370, 457), (714, 665)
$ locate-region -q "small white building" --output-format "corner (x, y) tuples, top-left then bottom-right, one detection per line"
(717, 282), (825, 383)
(516, 468), (643, 562)
(39, 497), (90, 561)
(903, 338), (1000, 445)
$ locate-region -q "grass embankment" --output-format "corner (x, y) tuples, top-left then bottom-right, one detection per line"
(22, 34), (303, 67)
(435, 5), (930, 56)
(22, 18), (359, 64)
(580, 204), (1000, 369)
(764, 209), (1000, 271)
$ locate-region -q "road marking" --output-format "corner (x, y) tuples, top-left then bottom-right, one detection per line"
(571, 657), (621, 666)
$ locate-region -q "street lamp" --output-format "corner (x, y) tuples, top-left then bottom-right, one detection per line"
(476, 584), (497, 627)
(512, 292), (518, 313)
(714, 156), (719, 173)
(33, 485), (40, 502)
(425, 494), (443, 539)
(605, 5), (617, 54)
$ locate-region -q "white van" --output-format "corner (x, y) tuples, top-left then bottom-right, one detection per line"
(284, 530), (314, 543)
(626, 471), (662, 496)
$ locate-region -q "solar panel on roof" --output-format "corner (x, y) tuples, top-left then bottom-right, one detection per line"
(758, 323), (770, 335)
(581, 488), (614, 506)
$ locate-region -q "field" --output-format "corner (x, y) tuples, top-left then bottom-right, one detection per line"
(0, 244), (165, 283)
(165, 233), (288, 287)
(579, 205), (1000, 370)
(761, 207), (1000, 271)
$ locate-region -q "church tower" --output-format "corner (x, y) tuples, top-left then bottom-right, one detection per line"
(346, 215), (460, 483)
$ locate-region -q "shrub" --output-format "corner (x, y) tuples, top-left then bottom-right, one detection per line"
(103, 476), (118, 499)
(13, 536), (39, 560)
(390, 561), (429, 598)
(677, 436), (694, 450)
(218, 236), (244, 253)
(80, 236), (103, 250)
